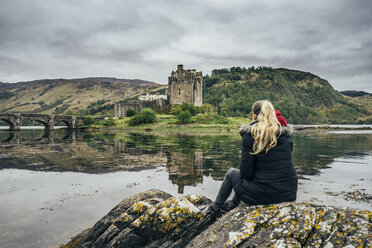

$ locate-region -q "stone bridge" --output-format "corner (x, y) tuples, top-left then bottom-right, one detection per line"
(0, 113), (87, 131)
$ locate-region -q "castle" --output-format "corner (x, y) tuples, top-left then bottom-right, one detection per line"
(115, 65), (203, 117)
(168, 64), (203, 106)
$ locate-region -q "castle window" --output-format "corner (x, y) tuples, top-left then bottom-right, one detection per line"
(178, 88), (181, 95)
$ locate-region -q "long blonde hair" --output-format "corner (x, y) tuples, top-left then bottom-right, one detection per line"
(250, 100), (282, 154)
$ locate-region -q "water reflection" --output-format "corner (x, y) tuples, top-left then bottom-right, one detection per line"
(1, 129), (372, 192)
(292, 132), (372, 176)
(167, 151), (203, 194)
(1, 129), (76, 144)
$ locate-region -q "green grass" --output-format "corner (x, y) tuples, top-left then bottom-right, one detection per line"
(88, 114), (252, 133)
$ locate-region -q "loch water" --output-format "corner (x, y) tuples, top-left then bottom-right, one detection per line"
(0, 128), (371, 248)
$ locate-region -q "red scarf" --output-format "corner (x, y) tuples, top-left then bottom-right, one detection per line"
(275, 110), (287, 126)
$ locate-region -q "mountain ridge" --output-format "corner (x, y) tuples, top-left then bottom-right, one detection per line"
(0, 77), (163, 115)
(340, 90), (372, 97)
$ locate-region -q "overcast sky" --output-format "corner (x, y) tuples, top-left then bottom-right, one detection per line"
(0, 0), (371, 92)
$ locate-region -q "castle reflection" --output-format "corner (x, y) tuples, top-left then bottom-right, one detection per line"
(114, 137), (206, 193)
(167, 151), (203, 194)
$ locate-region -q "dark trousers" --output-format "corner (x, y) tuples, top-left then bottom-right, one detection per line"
(212, 168), (242, 210)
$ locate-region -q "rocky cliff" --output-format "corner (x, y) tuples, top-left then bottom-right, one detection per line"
(61, 189), (371, 248)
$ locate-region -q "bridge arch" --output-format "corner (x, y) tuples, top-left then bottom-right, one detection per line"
(0, 113), (84, 130)
(54, 116), (75, 129)
(22, 114), (54, 130)
(1, 118), (16, 130)
(31, 119), (51, 129)
(56, 120), (72, 129)
(0, 115), (21, 131)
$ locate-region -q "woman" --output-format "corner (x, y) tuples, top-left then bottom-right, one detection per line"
(208, 100), (298, 218)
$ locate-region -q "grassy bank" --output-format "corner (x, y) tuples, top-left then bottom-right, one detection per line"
(87, 114), (252, 133)
(84, 113), (372, 134)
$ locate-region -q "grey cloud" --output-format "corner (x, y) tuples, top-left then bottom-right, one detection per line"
(0, 0), (371, 92)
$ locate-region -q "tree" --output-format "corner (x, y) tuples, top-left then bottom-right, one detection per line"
(176, 110), (192, 124)
(128, 109), (157, 126)
(84, 115), (94, 126)
(103, 117), (116, 127)
(178, 102), (197, 116)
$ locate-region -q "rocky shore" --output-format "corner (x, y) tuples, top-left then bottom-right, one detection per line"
(293, 125), (372, 131)
(61, 189), (371, 248)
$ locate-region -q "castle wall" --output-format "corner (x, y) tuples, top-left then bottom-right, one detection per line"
(193, 76), (203, 106)
(114, 99), (168, 117)
(169, 81), (195, 105)
(168, 65), (203, 106)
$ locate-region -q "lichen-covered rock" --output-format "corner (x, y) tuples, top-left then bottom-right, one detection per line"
(186, 202), (371, 248)
(61, 189), (371, 248)
(61, 189), (213, 248)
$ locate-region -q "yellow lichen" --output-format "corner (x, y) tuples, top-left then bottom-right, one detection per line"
(209, 235), (216, 242)
(130, 196), (203, 233)
(128, 201), (152, 214)
(118, 212), (134, 223)
(186, 194), (201, 204)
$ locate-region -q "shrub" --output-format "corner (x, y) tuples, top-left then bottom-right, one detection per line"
(126, 109), (136, 117)
(128, 109), (157, 126)
(139, 109), (157, 123)
(172, 102), (214, 116)
(103, 117), (116, 127)
(84, 115), (94, 126)
(177, 102), (197, 116)
(196, 104), (214, 114)
(176, 110), (192, 124)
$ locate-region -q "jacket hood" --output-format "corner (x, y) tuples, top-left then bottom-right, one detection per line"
(275, 110), (288, 126)
(238, 123), (293, 137)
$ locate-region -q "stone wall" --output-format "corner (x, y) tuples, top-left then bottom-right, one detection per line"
(169, 80), (195, 105)
(114, 99), (168, 117)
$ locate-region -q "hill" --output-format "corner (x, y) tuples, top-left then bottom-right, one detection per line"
(340, 91), (372, 123)
(340, 90), (371, 97)
(203, 67), (371, 124)
(0, 77), (164, 115)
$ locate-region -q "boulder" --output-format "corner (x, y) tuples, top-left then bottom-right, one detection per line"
(61, 189), (371, 248)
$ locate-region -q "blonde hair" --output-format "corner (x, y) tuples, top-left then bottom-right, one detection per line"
(250, 100), (282, 154)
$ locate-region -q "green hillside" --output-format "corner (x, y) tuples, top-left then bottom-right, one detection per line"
(203, 66), (370, 124)
(341, 91), (372, 124)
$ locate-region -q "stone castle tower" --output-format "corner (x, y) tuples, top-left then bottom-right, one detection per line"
(167, 65), (202, 106)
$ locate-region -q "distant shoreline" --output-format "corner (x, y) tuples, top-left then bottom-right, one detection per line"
(1, 123), (372, 133)
(96, 124), (372, 134)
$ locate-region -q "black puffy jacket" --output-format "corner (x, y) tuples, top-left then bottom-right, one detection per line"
(234, 123), (298, 205)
